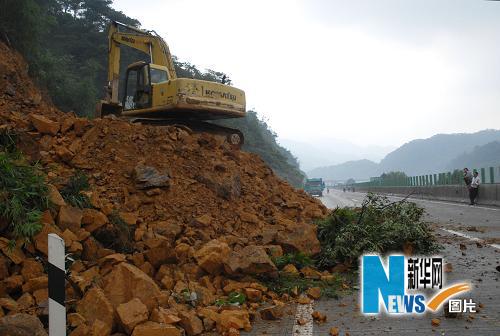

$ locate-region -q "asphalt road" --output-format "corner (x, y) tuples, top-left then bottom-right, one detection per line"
(245, 190), (500, 336)
(321, 190), (500, 244)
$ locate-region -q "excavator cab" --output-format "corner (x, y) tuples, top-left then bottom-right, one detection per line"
(123, 62), (171, 111)
(123, 62), (152, 110)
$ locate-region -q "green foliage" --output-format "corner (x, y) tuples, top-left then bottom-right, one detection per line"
(0, 146), (49, 240)
(272, 252), (313, 270)
(261, 274), (343, 298)
(0, 0), (139, 116)
(214, 292), (247, 306)
(215, 111), (305, 187)
(60, 171), (92, 208)
(0, 128), (18, 154)
(315, 193), (440, 269)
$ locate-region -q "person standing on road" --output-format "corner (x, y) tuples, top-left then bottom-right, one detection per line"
(469, 171), (480, 205)
(463, 168), (472, 187)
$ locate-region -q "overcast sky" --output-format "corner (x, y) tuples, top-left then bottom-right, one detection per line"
(113, 0), (500, 148)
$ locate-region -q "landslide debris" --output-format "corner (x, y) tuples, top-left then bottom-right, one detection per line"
(0, 42), (328, 335)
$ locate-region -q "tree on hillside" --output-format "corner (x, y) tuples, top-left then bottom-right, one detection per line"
(1, 0), (139, 115)
(0, 0), (306, 187)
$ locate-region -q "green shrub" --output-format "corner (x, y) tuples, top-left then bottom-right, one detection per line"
(0, 128), (18, 154)
(272, 252), (314, 270)
(60, 171), (92, 208)
(315, 193), (440, 269)
(0, 150), (49, 240)
(261, 273), (343, 298)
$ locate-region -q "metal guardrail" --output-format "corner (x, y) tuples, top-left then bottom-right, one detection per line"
(354, 166), (500, 187)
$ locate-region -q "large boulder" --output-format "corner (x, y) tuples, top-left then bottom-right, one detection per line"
(57, 205), (83, 232)
(133, 164), (170, 189)
(29, 114), (60, 135)
(116, 298), (148, 334)
(218, 309), (251, 333)
(103, 262), (161, 311)
(33, 211), (62, 255)
(224, 246), (277, 277)
(131, 321), (181, 336)
(178, 310), (203, 336)
(76, 287), (114, 333)
(276, 223), (321, 255)
(0, 238), (25, 265)
(0, 313), (47, 336)
(194, 239), (230, 275)
(81, 209), (108, 233)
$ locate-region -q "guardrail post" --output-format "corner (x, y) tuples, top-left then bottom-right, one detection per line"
(48, 233), (66, 336)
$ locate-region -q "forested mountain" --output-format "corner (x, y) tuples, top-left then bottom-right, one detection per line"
(308, 130), (500, 181)
(447, 141), (500, 170)
(378, 130), (500, 175)
(0, 0), (305, 186)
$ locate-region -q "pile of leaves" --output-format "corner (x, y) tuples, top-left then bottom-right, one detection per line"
(315, 193), (440, 269)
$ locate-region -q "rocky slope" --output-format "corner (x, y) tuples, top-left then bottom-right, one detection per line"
(0, 42), (328, 335)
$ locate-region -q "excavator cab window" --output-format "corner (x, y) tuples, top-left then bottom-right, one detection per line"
(150, 68), (168, 84)
(123, 63), (151, 110)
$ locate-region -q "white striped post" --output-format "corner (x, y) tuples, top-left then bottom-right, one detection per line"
(48, 233), (66, 336)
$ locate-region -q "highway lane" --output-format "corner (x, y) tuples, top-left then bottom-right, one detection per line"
(321, 189), (500, 244)
(313, 190), (500, 335)
(245, 189), (499, 336)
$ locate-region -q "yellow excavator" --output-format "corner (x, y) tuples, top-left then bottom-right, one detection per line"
(96, 21), (246, 147)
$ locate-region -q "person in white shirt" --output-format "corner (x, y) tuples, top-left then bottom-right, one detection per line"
(469, 171), (480, 205)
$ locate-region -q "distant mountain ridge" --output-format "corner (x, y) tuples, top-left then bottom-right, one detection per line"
(379, 129), (500, 175)
(447, 141), (500, 170)
(308, 159), (380, 181)
(279, 138), (394, 171)
(307, 129), (500, 181)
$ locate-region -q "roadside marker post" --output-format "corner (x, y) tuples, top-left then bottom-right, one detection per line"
(48, 233), (66, 336)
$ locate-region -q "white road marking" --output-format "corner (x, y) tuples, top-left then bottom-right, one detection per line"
(292, 302), (314, 336)
(441, 228), (500, 250)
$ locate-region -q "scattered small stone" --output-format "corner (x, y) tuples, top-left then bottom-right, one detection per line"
(311, 311), (327, 323)
(329, 327), (339, 336)
(297, 318), (307, 325)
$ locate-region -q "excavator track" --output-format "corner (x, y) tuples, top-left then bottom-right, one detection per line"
(127, 117), (244, 149)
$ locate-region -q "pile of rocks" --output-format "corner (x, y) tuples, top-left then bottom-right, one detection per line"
(0, 41), (328, 335)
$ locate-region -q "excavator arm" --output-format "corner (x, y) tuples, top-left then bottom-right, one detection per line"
(106, 21), (177, 104)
